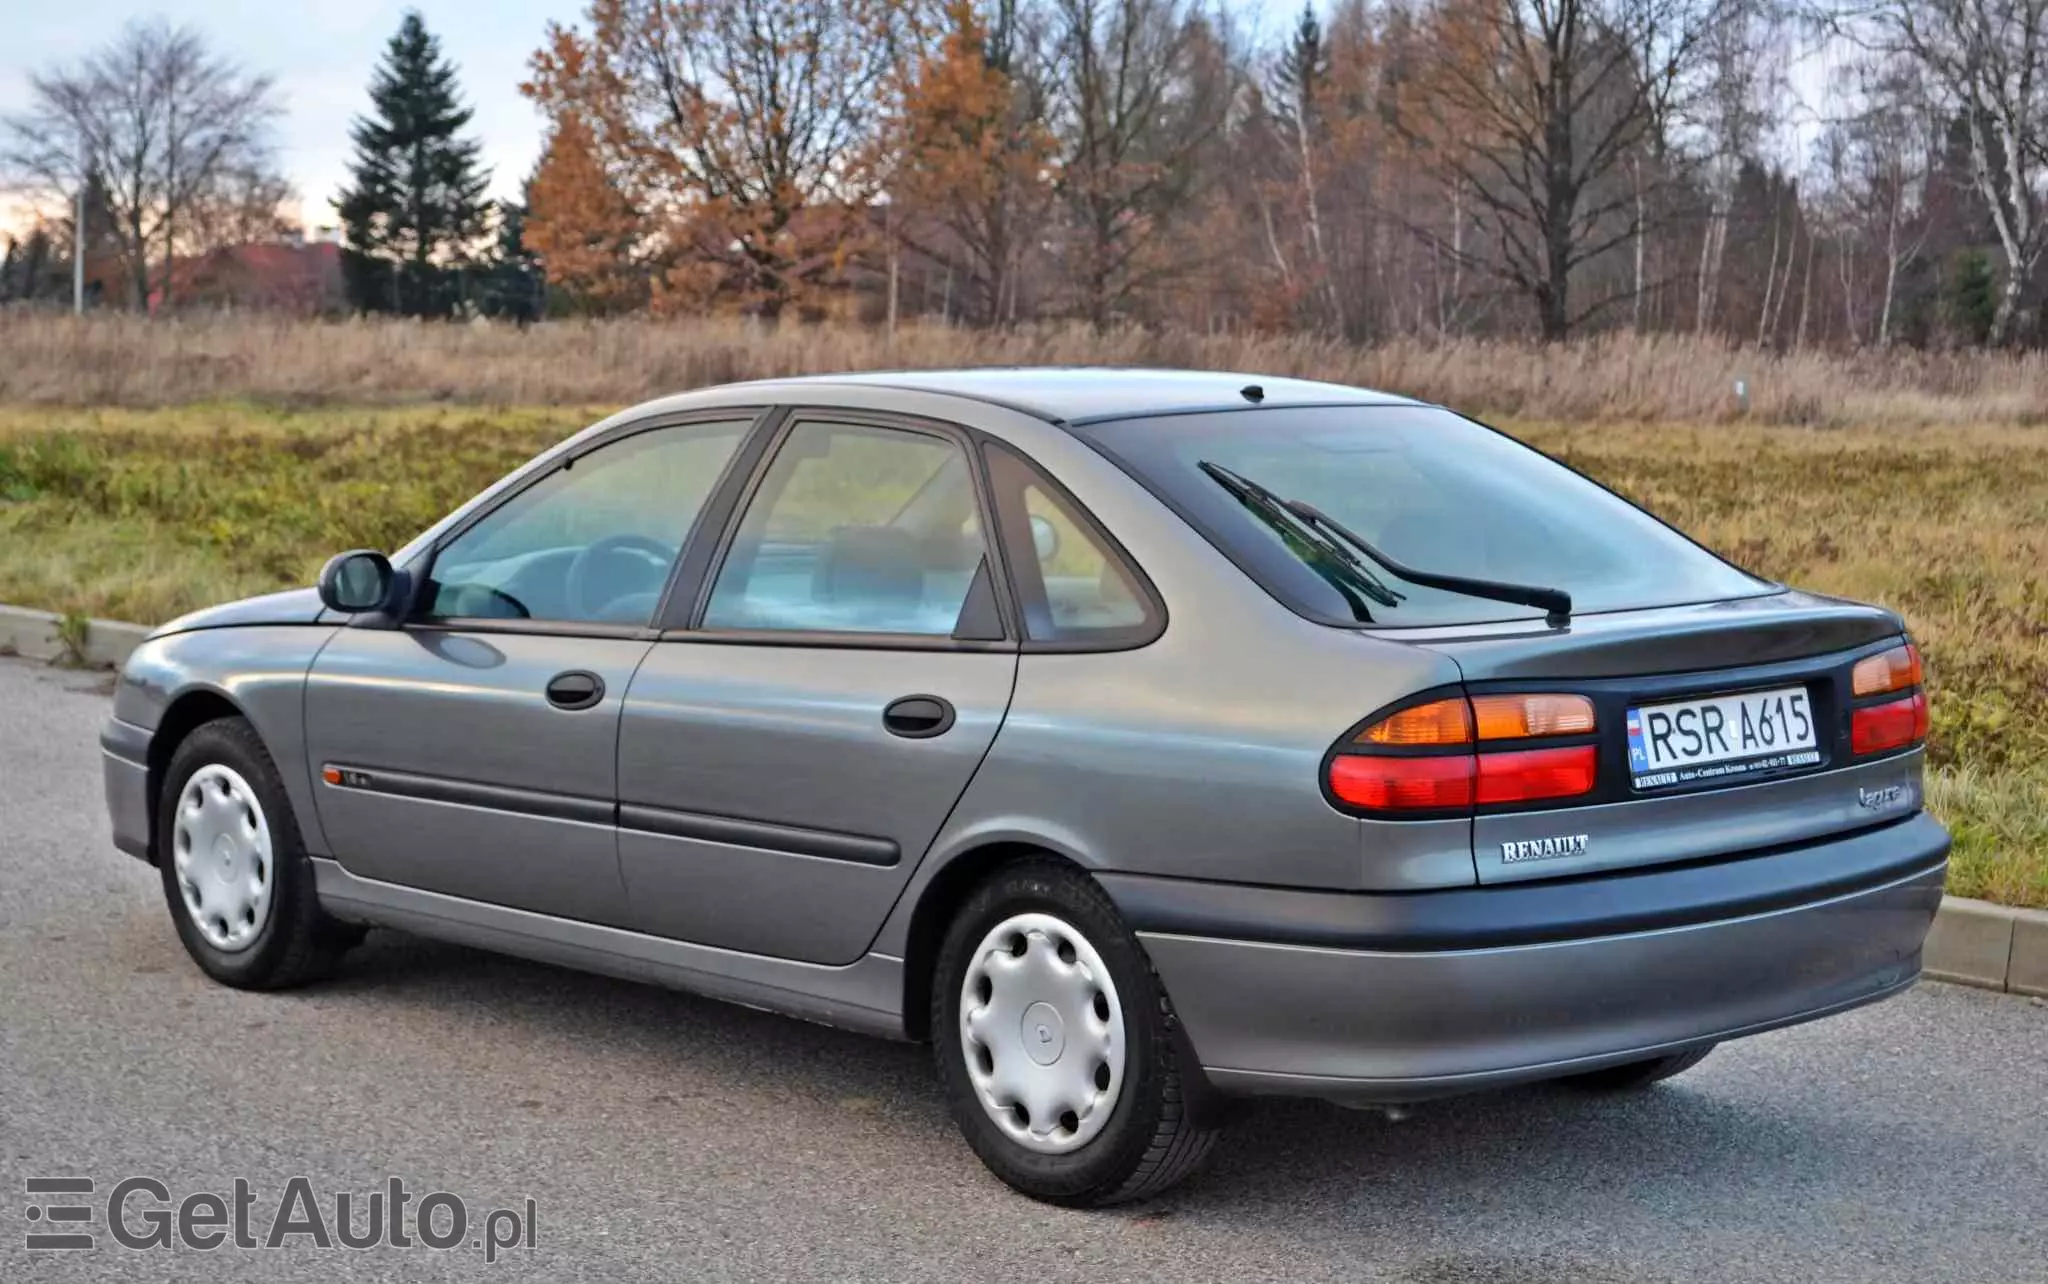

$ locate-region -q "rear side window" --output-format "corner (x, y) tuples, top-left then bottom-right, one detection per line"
(1075, 405), (1768, 628)
(983, 442), (1159, 647)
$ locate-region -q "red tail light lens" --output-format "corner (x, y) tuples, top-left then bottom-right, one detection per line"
(1851, 690), (1928, 756)
(1328, 754), (1476, 811)
(1475, 745), (1599, 804)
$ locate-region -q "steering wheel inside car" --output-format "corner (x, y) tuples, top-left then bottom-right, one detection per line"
(565, 534), (677, 621)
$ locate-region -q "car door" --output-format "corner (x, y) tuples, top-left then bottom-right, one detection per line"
(615, 411), (1020, 965)
(303, 412), (762, 923)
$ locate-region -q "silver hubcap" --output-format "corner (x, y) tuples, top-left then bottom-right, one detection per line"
(171, 764), (274, 953)
(959, 912), (1126, 1154)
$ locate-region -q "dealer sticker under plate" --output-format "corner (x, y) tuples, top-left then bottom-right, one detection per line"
(1626, 684), (1820, 790)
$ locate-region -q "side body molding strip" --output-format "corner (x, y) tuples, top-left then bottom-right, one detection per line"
(310, 859), (908, 1040)
(618, 804), (900, 866)
(320, 764), (898, 866)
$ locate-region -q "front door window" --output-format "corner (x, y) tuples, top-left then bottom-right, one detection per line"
(426, 420), (751, 626)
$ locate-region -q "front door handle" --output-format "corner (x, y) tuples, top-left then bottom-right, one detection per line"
(883, 694), (956, 739)
(545, 670), (606, 711)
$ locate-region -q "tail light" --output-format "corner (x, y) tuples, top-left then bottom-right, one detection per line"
(1852, 642), (1922, 697)
(1852, 689), (1929, 756)
(1328, 753), (1474, 810)
(1327, 693), (1598, 815)
(1850, 641), (1929, 757)
(1476, 745), (1599, 804)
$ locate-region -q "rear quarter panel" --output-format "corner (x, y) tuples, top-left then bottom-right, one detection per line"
(872, 409), (1469, 957)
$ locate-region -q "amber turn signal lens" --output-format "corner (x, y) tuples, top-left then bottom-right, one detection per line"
(320, 766), (343, 785)
(1852, 642), (1922, 697)
(1470, 693), (1596, 741)
(1357, 697), (1473, 747)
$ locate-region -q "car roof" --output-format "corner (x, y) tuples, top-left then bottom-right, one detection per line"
(685, 367), (1422, 425)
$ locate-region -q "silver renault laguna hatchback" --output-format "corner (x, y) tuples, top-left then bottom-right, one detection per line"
(102, 369), (1947, 1205)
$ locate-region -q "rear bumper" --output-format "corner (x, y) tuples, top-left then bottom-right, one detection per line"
(101, 717), (154, 863)
(1105, 812), (1949, 1102)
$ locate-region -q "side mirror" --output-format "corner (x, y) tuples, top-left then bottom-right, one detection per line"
(1029, 514), (1061, 563)
(317, 550), (395, 614)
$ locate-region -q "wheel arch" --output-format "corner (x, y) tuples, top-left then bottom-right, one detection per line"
(143, 687), (251, 865)
(898, 840), (1093, 1043)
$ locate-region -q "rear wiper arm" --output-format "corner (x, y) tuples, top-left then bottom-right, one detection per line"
(1196, 461), (1402, 616)
(1198, 461), (1573, 624)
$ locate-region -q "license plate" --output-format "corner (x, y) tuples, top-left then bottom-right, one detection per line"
(1626, 685), (1820, 790)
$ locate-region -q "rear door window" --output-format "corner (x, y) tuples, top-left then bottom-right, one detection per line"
(1075, 405), (1769, 628)
(702, 419), (989, 636)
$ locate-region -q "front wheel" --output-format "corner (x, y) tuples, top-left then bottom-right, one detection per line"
(931, 860), (1223, 1206)
(157, 717), (358, 990)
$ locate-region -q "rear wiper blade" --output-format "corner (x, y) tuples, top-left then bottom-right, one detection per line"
(1196, 461), (1402, 619)
(1198, 461), (1573, 624)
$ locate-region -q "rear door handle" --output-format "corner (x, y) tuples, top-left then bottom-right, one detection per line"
(545, 670), (606, 711)
(883, 695), (955, 739)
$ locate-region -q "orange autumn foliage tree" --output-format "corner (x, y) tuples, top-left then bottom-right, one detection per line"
(524, 0), (904, 318)
(887, 0), (1055, 325)
(526, 111), (648, 313)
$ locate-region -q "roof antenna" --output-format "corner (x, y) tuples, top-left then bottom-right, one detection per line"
(1240, 384), (1265, 404)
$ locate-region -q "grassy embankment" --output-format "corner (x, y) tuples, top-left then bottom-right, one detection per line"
(0, 315), (2041, 907)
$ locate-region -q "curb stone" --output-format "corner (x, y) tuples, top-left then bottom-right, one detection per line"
(0, 604), (152, 669)
(0, 601), (2040, 994)
(1929, 897), (2048, 998)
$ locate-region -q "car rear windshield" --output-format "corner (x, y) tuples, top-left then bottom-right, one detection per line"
(1076, 404), (1772, 628)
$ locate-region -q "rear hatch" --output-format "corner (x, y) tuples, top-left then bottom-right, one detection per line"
(1064, 399), (1933, 885)
(1391, 591), (1929, 883)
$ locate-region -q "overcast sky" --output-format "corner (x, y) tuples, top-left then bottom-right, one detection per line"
(0, 2), (568, 234)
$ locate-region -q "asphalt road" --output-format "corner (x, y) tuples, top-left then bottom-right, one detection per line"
(2, 655), (2044, 1284)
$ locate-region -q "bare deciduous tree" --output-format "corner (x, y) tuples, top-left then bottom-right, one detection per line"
(0, 19), (285, 311)
(1828, 57), (1939, 346)
(1047, 0), (1236, 326)
(1396, 0), (1733, 339)
(1824, 0), (2048, 344)
(1690, 0), (1782, 333)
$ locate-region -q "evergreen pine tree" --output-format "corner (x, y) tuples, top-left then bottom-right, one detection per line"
(482, 180), (545, 323)
(1270, 4), (1329, 141)
(1948, 250), (1998, 345)
(335, 11), (491, 316)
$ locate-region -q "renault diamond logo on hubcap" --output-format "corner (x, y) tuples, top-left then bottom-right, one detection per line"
(1020, 1002), (1066, 1066)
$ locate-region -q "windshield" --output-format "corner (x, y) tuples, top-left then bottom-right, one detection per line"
(1077, 404), (1771, 627)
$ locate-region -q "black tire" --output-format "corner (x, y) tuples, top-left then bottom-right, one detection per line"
(931, 858), (1224, 1207)
(1562, 1044), (1716, 1091)
(156, 717), (357, 990)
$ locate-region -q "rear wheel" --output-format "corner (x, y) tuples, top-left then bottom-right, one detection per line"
(157, 717), (358, 990)
(932, 860), (1223, 1206)
(1562, 1044), (1716, 1091)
